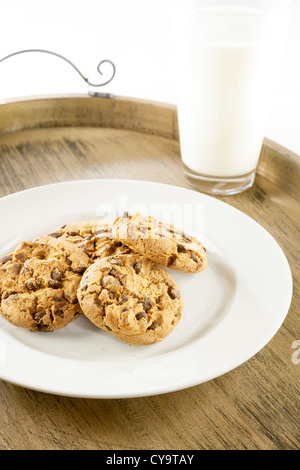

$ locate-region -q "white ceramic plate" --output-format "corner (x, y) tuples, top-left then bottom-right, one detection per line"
(0, 180), (293, 398)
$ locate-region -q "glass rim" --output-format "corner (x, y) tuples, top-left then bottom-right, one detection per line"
(174, 0), (297, 17)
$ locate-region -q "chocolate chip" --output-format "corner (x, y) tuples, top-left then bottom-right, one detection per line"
(94, 297), (103, 309)
(63, 292), (77, 303)
(36, 251), (46, 260)
(53, 294), (63, 301)
(26, 279), (41, 291)
(119, 294), (129, 305)
(108, 268), (119, 279)
(177, 245), (187, 253)
(136, 312), (148, 321)
(73, 265), (86, 274)
(67, 230), (79, 236)
(148, 321), (159, 330)
(167, 286), (180, 299)
(104, 245), (115, 256)
(36, 324), (51, 332)
(190, 252), (200, 263)
(49, 231), (63, 239)
(109, 268), (117, 277)
(77, 245), (90, 256)
(48, 279), (62, 289)
(34, 311), (46, 321)
(11, 263), (22, 275)
(133, 262), (142, 274)
(55, 310), (64, 317)
(51, 268), (62, 281)
(142, 298), (153, 312)
(101, 275), (121, 291)
(0, 255), (12, 264)
(167, 255), (177, 267)
(54, 300), (67, 310)
(2, 292), (18, 302)
(156, 296), (163, 310)
(15, 252), (27, 262)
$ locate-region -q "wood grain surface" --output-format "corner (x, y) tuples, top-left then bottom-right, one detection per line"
(0, 96), (299, 450)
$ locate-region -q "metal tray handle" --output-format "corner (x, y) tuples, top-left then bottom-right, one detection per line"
(0, 49), (116, 98)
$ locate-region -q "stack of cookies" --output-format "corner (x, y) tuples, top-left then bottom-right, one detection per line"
(0, 213), (207, 346)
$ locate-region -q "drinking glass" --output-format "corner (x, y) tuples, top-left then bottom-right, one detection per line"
(170, 0), (295, 195)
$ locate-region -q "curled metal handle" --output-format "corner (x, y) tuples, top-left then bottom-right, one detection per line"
(0, 49), (116, 96)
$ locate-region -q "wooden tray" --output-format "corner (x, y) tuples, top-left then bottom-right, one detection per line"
(0, 95), (299, 450)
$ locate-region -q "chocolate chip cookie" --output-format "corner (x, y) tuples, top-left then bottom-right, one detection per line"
(112, 213), (208, 273)
(0, 237), (91, 332)
(46, 220), (133, 260)
(78, 254), (183, 345)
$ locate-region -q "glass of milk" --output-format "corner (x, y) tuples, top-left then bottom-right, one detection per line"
(170, 0), (295, 195)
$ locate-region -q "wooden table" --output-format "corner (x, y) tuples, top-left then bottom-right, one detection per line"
(0, 96), (299, 450)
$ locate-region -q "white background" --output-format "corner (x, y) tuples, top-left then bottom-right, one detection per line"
(0, 0), (299, 154)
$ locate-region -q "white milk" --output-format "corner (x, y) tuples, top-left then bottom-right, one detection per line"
(173, 6), (289, 177)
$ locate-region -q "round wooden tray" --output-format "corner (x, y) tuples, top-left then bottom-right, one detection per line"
(0, 95), (299, 450)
